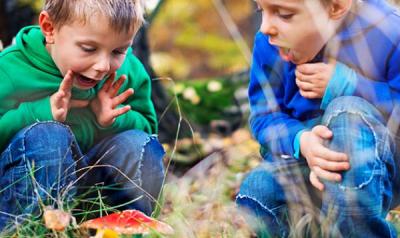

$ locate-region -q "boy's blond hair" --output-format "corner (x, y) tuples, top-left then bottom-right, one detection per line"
(43, 0), (145, 33)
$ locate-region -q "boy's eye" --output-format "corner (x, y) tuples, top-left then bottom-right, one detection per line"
(275, 10), (294, 20)
(80, 45), (96, 52)
(112, 48), (128, 55)
(278, 13), (294, 20)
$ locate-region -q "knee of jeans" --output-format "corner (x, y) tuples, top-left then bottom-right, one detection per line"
(237, 167), (284, 213)
(116, 129), (164, 155)
(322, 97), (394, 163)
(111, 129), (150, 148)
(323, 96), (385, 124)
(323, 113), (387, 190)
(340, 155), (384, 190)
(141, 136), (165, 182)
(24, 121), (73, 151)
(111, 130), (165, 173)
(144, 136), (165, 162)
(24, 122), (74, 160)
(323, 157), (385, 215)
(237, 168), (288, 237)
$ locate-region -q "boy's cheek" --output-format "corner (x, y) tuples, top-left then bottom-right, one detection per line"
(111, 58), (125, 71)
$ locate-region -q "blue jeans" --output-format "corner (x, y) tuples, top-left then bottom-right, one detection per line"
(0, 121), (165, 231)
(237, 96), (399, 237)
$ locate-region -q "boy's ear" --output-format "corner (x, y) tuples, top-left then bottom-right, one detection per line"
(39, 11), (55, 44)
(329, 0), (353, 20)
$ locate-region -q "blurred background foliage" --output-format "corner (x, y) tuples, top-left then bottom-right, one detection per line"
(147, 0), (256, 135)
(149, 0), (254, 79)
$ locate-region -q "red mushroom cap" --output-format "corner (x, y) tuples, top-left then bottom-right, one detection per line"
(80, 210), (173, 235)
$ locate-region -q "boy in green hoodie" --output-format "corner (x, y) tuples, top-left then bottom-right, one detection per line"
(0, 0), (165, 231)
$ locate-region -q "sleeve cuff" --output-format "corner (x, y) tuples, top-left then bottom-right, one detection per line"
(321, 62), (357, 109)
(293, 129), (307, 159)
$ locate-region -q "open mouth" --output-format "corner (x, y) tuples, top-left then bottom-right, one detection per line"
(75, 74), (99, 89)
(279, 47), (293, 62)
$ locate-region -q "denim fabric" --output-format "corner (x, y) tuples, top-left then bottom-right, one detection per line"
(237, 96), (398, 237)
(0, 121), (165, 231)
(77, 128), (165, 217)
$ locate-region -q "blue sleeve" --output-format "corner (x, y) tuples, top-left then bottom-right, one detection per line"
(293, 129), (307, 159)
(321, 46), (400, 121)
(321, 62), (357, 109)
(249, 32), (305, 156)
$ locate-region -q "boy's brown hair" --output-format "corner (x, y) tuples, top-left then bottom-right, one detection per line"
(43, 0), (144, 33)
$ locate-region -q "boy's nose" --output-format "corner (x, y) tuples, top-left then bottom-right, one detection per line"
(260, 15), (278, 36)
(93, 56), (111, 73)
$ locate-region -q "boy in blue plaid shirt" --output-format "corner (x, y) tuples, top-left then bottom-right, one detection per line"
(237, 0), (400, 237)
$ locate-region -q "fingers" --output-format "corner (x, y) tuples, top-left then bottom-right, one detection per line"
(110, 75), (127, 97)
(316, 146), (348, 162)
(296, 63), (325, 75)
(59, 70), (74, 93)
(102, 73), (116, 92)
(54, 70), (73, 111)
(53, 108), (67, 122)
(312, 125), (332, 139)
(299, 90), (320, 99)
(313, 157), (350, 171)
(52, 90), (65, 109)
(295, 70), (318, 83)
(296, 77), (314, 91)
(310, 171), (324, 191)
(310, 126), (349, 162)
(112, 88), (134, 108)
(312, 166), (342, 182)
(112, 105), (131, 118)
(54, 91), (71, 114)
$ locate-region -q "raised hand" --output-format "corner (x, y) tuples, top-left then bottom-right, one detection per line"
(295, 62), (335, 99)
(50, 70), (89, 122)
(300, 125), (350, 191)
(90, 73), (134, 127)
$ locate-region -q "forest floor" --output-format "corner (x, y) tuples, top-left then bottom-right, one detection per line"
(159, 129), (259, 237)
(159, 129), (400, 237)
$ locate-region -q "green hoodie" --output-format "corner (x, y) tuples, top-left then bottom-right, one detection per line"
(0, 26), (157, 152)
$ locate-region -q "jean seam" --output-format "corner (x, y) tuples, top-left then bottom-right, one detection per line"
(136, 135), (154, 188)
(324, 110), (382, 190)
(236, 194), (286, 236)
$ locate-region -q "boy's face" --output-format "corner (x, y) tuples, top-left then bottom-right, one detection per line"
(256, 0), (336, 64)
(45, 14), (135, 90)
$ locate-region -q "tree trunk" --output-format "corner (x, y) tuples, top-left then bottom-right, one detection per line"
(0, 0), (36, 47)
(132, 25), (191, 143)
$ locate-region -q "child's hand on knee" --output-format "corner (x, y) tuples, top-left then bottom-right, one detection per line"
(295, 62), (335, 99)
(300, 125), (350, 191)
(50, 70), (89, 122)
(90, 73), (134, 127)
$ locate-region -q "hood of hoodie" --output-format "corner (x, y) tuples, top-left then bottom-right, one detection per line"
(16, 26), (61, 76)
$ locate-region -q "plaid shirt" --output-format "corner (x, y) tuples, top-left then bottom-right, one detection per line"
(249, 0), (400, 156)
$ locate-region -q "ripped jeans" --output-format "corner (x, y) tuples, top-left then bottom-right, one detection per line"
(237, 96), (399, 237)
(0, 121), (165, 231)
